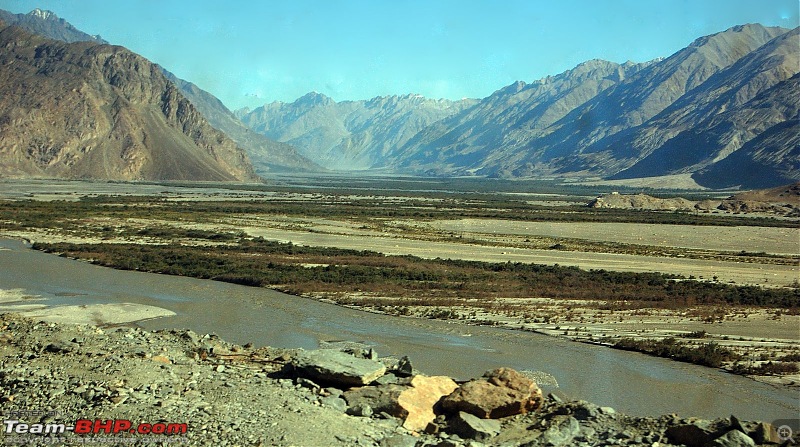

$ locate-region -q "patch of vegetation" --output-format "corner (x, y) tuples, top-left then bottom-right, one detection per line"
(731, 361), (800, 376)
(611, 337), (738, 368)
(681, 330), (708, 339)
(33, 239), (800, 309)
(1, 192), (796, 231)
(778, 352), (800, 362)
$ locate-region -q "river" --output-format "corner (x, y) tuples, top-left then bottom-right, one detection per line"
(0, 239), (797, 421)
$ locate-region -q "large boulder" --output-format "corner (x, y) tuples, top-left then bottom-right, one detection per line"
(292, 349), (386, 387)
(397, 375), (458, 432)
(441, 367), (542, 419)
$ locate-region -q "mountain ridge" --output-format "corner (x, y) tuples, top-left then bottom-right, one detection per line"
(239, 23), (797, 189)
(0, 8), (107, 44)
(1, 9), (796, 189)
(0, 7), (317, 177)
(239, 93), (477, 170)
(0, 22), (258, 182)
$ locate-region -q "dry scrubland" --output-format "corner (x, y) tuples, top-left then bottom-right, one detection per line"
(0, 179), (798, 386)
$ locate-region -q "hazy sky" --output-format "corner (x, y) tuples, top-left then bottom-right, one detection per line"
(0, 1), (797, 110)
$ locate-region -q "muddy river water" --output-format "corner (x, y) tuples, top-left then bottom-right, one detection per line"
(0, 239), (797, 421)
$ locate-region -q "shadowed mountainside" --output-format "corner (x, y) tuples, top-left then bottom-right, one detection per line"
(393, 24), (798, 188)
(163, 73), (320, 175)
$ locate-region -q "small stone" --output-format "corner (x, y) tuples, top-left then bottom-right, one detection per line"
(151, 355), (171, 364)
(749, 421), (779, 444)
(343, 385), (406, 417)
(573, 401), (600, 420)
(540, 416), (580, 446)
(325, 387), (343, 398)
(441, 367), (542, 419)
(320, 396), (348, 412)
(44, 341), (75, 353)
(296, 377), (320, 391)
(215, 365), (226, 373)
(397, 375), (459, 432)
(394, 356), (414, 377)
(48, 388), (66, 399)
(599, 406), (616, 415)
(665, 423), (716, 447)
(379, 434), (418, 447)
(729, 415), (746, 433)
(375, 373), (400, 386)
(346, 404), (373, 417)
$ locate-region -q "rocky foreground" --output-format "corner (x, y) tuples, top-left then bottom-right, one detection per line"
(0, 313), (790, 446)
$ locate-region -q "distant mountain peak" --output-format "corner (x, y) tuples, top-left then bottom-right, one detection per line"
(0, 7), (108, 44)
(499, 80), (527, 94)
(687, 22), (785, 51)
(29, 8), (56, 21)
(297, 91), (333, 106)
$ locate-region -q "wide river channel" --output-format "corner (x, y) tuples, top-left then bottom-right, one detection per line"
(0, 239), (797, 421)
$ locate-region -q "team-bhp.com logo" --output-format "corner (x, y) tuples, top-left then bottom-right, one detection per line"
(4, 418), (187, 436)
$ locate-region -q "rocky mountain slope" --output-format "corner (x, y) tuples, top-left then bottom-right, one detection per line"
(163, 73), (320, 175)
(0, 7), (316, 178)
(3, 8), (795, 187)
(0, 22), (258, 182)
(603, 27), (800, 187)
(238, 92), (477, 170)
(393, 24), (798, 188)
(392, 59), (655, 176)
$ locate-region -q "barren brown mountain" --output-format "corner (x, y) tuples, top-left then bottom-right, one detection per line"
(0, 23), (259, 181)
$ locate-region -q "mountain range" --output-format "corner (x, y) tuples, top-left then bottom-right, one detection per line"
(240, 23), (798, 189)
(237, 93), (477, 170)
(0, 8), (797, 189)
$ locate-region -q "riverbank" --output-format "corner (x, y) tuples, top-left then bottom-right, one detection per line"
(2, 237), (797, 422)
(26, 235), (800, 388)
(321, 294), (800, 389)
(0, 313), (790, 446)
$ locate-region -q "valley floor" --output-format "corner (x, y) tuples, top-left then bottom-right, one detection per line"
(0, 179), (798, 387)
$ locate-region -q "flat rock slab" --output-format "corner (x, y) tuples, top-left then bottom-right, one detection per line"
(449, 411), (501, 441)
(293, 349), (387, 387)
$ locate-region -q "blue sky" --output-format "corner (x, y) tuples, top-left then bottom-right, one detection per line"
(0, 1), (797, 110)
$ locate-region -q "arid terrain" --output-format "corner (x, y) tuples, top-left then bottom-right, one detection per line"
(0, 178), (798, 390)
